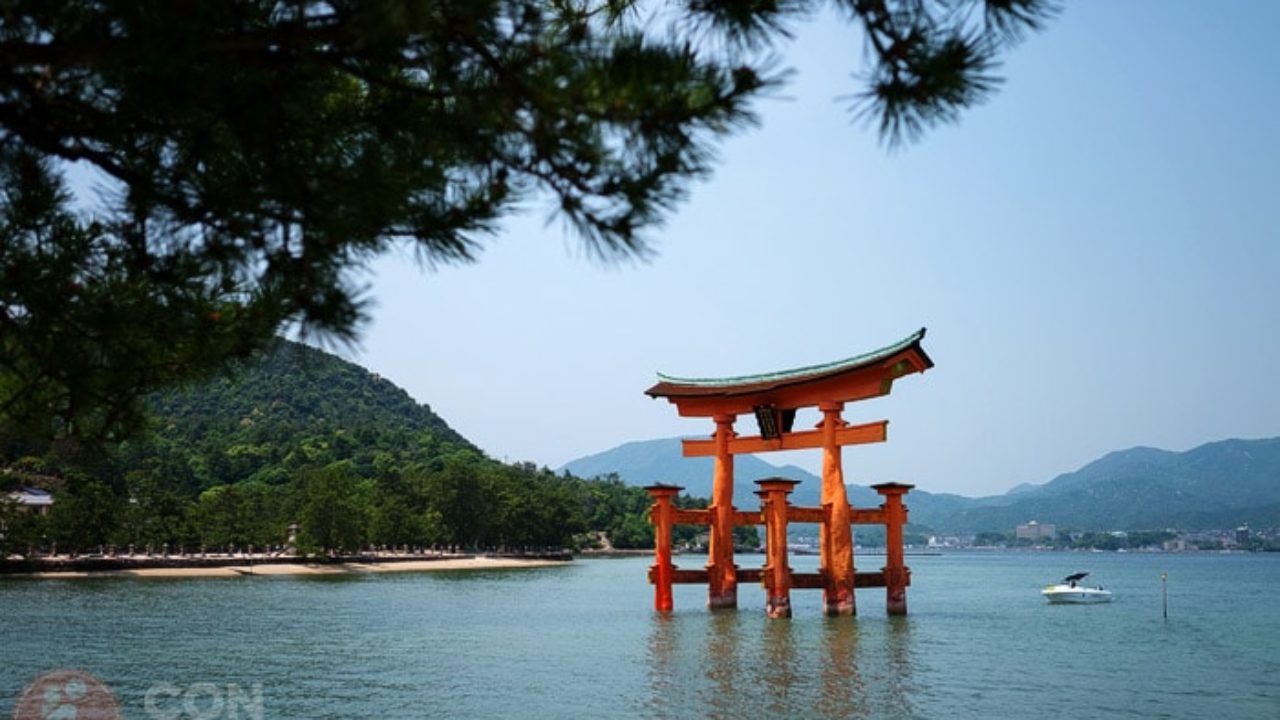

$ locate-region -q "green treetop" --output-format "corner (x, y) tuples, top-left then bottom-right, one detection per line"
(0, 0), (1054, 451)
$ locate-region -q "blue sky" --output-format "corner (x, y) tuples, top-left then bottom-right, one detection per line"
(335, 2), (1280, 496)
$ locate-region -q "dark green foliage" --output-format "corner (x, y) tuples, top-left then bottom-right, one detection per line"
(575, 475), (654, 549)
(418, 453), (489, 549)
(188, 480), (289, 552)
(120, 471), (197, 551)
(0, 0), (1053, 449)
(46, 479), (122, 553)
(296, 465), (370, 554)
(0, 496), (45, 555)
(0, 148), (271, 455)
(191, 485), (252, 551)
(369, 472), (433, 548)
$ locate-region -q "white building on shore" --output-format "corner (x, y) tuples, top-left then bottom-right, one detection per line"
(1016, 520), (1055, 541)
(5, 486), (54, 516)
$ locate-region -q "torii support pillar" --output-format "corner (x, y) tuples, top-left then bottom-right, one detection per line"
(645, 484), (683, 613)
(820, 401), (857, 616)
(755, 477), (800, 619)
(707, 414), (738, 610)
(873, 482), (913, 615)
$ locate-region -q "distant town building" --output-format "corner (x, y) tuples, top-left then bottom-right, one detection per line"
(1016, 520), (1056, 540)
(5, 486), (53, 516)
(1236, 525), (1251, 545)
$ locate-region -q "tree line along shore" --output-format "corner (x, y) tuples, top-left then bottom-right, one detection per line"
(2, 460), (760, 564)
(1, 552), (572, 578)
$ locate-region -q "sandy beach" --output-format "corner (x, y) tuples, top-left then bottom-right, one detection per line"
(8, 556), (569, 579)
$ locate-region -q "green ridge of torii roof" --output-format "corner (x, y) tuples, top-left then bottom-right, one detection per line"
(646, 328), (931, 398)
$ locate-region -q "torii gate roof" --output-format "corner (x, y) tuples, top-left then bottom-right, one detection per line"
(645, 328), (932, 416)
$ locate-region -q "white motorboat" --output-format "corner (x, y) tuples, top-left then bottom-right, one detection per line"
(1041, 572), (1114, 604)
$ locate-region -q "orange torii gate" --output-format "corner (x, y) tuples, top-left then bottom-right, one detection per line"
(644, 328), (933, 616)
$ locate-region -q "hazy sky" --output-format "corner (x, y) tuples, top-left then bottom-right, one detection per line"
(332, 2), (1280, 497)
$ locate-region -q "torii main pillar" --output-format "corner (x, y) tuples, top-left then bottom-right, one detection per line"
(646, 328), (933, 615)
(819, 401), (856, 615)
(707, 414), (738, 608)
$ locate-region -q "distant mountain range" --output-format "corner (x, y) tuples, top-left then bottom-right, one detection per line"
(559, 437), (1280, 533)
(561, 438), (826, 506)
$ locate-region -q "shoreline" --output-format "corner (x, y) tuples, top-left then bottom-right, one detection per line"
(0, 554), (571, 579)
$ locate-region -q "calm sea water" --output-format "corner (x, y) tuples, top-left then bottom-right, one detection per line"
(2, 552), (1277, 719)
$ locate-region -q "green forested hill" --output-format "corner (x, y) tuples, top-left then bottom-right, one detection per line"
(130, 340), (474, 493)
(3, 341), (731, 556)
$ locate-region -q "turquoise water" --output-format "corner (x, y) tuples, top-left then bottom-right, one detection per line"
(2, 552), (1277, 719)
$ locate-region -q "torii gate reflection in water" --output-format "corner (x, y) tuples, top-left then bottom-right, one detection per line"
(644, 329), (933, 617)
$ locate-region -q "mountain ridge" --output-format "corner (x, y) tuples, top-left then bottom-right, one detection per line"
(560, 436), (1280, 532)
